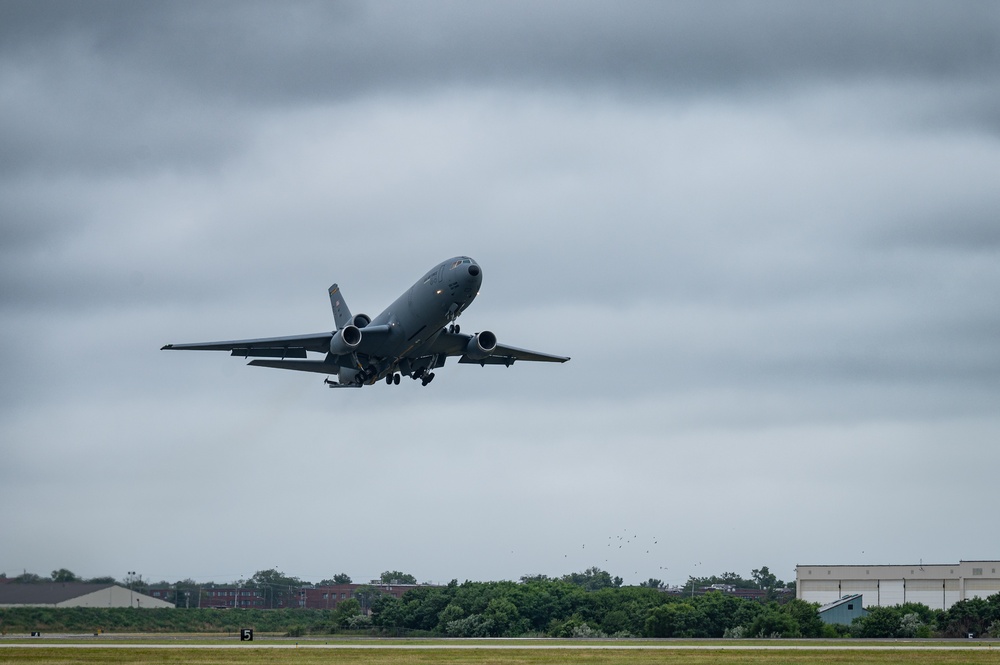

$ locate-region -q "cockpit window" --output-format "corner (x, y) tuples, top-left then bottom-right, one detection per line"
(449, 258), (473, 270)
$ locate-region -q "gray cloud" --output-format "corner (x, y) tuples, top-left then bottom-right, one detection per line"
(2, 1), (998, 586)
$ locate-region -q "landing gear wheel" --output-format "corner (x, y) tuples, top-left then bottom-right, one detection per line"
(454, 324), (460, 334)
(393, 373), (401, 385)
(421, 372), (436, 386)
(386, 374), (392, 385)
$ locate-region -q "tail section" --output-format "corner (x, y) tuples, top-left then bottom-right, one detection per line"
(328, 284), (353, 330)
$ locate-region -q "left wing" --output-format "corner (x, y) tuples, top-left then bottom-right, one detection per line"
(424, 331), (570, 366)
(460, 343), (571, 366)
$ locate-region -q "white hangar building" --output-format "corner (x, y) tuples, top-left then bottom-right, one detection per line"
(0, 583), (174, 609)
(796, 561), (1000, 611)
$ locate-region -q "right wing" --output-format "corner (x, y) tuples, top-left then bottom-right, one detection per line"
(161, 332), (333, 358)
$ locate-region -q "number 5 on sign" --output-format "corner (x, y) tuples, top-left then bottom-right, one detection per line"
(240, 628), (253, 641)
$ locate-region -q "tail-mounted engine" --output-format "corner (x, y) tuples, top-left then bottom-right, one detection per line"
(329, 313), (370, 355)
(464, 330), (497, 361)
(329, 325), (362, 355)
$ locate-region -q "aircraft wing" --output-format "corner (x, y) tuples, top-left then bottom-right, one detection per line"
(161, 332), (333, 358)
(465, 343), (571, 365)
(458, 343), (571, 366)
(426, 331), (570, 366)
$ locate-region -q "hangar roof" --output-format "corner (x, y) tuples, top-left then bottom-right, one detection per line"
(0, 583), (114, 605)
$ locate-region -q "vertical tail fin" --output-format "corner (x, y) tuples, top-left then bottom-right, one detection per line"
(328, 284), (353, 330)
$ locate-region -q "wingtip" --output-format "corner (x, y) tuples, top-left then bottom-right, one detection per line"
(160, 344), (173, 350)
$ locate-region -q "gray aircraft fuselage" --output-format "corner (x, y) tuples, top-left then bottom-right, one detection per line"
(344, 256), (482, 381)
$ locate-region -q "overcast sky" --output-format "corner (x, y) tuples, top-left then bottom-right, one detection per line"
(2, 1), (999, 589)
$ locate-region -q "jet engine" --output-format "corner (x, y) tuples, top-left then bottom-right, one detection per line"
(329, 325), (362, 355)
(352, 313), (371, 328)
(464, 330), (497, 361)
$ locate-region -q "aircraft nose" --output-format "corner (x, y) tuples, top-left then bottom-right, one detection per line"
(468, 263), (480, 277)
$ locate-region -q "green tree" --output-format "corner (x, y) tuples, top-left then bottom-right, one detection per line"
(938, 596), (998, 637)
(318, 573), (352, 585)
(84, 576), (118, 585)
(248, 569), (302, 609)
(639, 578), (664, 589)
(644, 601), (705, 638)
(483, 597), (524, 636)
(436, 602), (466, 631)
(751, 566), (779, 590)
(853, 606), (905, 638)
(694, 591), (746, 637)
(51, 569), (81, 583)
(748, 606), (799, 638)
(370, 594), (405, 628)
(561, 567), (622, 592)
(352, 585), (387, 615)
(380, 570), (417, 585)
(781, 599), (823, 638)
(332, 598), (361, 628)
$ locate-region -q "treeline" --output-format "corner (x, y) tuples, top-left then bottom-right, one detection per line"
(5, 566), (1000, 638)
(6, 584), (998, 638)
(367, 576), (813, 638)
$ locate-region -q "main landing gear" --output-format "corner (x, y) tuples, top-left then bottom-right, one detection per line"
(385, 373), (401, 385)
(411, 367), (435, 386)
(448, 324), (461, 334)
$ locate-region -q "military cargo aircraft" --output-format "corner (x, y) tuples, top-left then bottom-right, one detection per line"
(161, 256), (569, 387)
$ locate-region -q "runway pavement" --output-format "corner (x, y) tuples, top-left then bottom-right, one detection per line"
(1, 639), (998, 651)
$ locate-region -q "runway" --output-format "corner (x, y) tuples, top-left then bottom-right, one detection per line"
(2, 640), (997, 651)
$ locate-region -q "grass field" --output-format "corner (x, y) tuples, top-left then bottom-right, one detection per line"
(2, 638), (999, 664)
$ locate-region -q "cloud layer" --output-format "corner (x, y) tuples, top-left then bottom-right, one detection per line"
(2, 1), (998, 586)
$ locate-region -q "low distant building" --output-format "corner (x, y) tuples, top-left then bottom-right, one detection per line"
(817, 594), (867, 625)
(298, 583), (430, 611)
(199, 585), (266, 609)
(797, 561), (1000, 610)
(0, 583), (174, 609)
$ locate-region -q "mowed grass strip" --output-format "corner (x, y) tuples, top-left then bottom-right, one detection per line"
(2, 648), (1000, 665)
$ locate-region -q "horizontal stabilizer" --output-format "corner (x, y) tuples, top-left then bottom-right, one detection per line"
(231, 348), (308, 358)
(248, 359), (342, 375)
